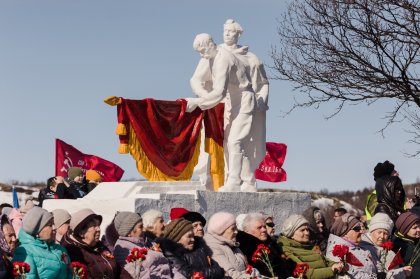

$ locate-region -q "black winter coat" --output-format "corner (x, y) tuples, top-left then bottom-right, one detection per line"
(392, 231), (420, 278)
(237, 231), (295, 279)
(156, 237), (225, 279)
(374, 175), (405, 222)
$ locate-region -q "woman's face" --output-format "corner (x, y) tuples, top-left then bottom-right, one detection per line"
(292, 225), (310, 244)
(2, 223), (17, 251)
(178, 230), (195, 251)
(153, 217), (165, 237)
(38, 219), (56, 243)
(80, 218), (101, 247)
(406, 222), (420, 239)
(371, 228), (390, 246)
(344, 223), (363, 244)
(128, 221), (144, 238)
(222, 224), (238, 241)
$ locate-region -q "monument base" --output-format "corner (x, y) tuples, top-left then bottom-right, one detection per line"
(43, 181), (310, 234)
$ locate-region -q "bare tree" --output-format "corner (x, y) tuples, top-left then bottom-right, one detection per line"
(272, 0), (420, 154)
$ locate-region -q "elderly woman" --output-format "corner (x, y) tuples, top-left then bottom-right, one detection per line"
(0, 214), (17, 277)
(61, 208), (119, 278)
(278, 214), (342, 279)
(326, 213), (377, 279)
(393, 212), (420, 278)
(360, 213), (412, 279)
(142, 209), (165, 244)
(302, 206), (330, 254)
(204, 212), (260, 278)
(157, 218), (224, 279)
(113, 211), (175, 279)
(12, 207), (72, 278)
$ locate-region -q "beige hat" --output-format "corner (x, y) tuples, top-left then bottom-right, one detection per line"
(52, 209), (71, 229)
(70, 208), (102, 235)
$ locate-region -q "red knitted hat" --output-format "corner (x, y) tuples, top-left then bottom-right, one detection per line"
(170, 208), (190, 220)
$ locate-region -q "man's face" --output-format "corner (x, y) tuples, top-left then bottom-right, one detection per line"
(223, 25), (240, 46)
(198, 43), (217, 59)
(246, 219), (268, 241)
(333, 212), (343, 221)
(2, 224), (17, 252)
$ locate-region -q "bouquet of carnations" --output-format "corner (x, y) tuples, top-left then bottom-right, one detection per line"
(126, 247), (148, 279)
(12, 262), (30, 279)
(252, 244), (275, 277)
(71, 262), (87, 279)
(332, 244), (363, 279)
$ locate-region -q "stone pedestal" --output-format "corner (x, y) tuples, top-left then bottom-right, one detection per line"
(43, 181), (310, 235)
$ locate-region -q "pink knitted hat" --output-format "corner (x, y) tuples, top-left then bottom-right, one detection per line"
(207, 212), (236, 235)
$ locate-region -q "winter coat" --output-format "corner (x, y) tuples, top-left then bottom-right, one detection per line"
(374, 176), (405, 222)
(392, 231), (420, 278)
(114, 236), (173, 279)
(302, 206), (330, 254)
(237, 230), (294, 278)
(156, 237), (225, 279)
(0, 250), (12, 279)
(278, 235), (335, 279)
(360, 233), (405, 279)
(37, 188), (57, 207)
(12, 230), (72, 279)
(64, 181), (86, 199)
(61, 233), (119, 279)
(326, 234), (377, 279)
(204, 232), (252, 279)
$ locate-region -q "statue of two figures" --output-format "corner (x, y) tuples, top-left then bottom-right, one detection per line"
(187, 19), (269, 192)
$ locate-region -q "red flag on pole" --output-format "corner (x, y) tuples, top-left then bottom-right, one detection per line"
(255, 142), (287, 182)
(55, 139), (124, 182)
(388, 249), (404, 270)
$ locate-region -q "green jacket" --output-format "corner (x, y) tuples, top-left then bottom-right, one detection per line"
(13, 230), (72, 279)
(278, 235), (335, 279)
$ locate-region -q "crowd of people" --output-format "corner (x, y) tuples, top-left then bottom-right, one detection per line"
(0, 161), (418, 279)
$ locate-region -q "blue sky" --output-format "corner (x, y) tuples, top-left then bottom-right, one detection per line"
(0, 1), (418, 192)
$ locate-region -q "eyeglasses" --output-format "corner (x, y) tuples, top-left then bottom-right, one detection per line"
(266, 222), (275, 228)
(352, 226), (362, 232)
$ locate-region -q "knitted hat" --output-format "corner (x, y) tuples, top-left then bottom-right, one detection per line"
(207, 212), (236, 235)
(330, 213), (360, 237)
(396, 212), (420, 236)
(114, 211), (142, 237)
(281, 214), (309, 238)
(22, 207), (53, 236)
(70, 208), (102, 235)
(67, 167), (83, 181)
(369, 213), (393, 234)
(52, 209), (71, 229)
(163, 218), (193, 242)
(86, 169), (102, 182)
(170, 208), (190, 220)
(182, 212), (206, 227)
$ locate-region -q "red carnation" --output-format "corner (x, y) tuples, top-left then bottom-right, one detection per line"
(12, 262), (31, 277)
(192, 272), (205, 279)
(71, 262), (87, 279)
(332, 244), (349, 260)
(381, 241), (394, 251)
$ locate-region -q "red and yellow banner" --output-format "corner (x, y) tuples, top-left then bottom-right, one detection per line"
(105, 96), (224, 190)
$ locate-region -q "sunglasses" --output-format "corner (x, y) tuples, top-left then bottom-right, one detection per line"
(352, 226), (362, 232)
(266, 222), (275, 228)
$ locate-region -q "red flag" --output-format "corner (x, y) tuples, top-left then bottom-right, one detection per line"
(346, 252), (364, 267)
(388, 249), (404, 270)
(55, 139), (124, 182)
(255, 142), (287, 182)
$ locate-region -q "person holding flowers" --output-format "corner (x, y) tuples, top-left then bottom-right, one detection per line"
(326, 213), (377, 278)
(204, 212), (261, 278)
(12, 206), (72, 278)
(278, 214), (343, 278)
(61, 208), (119, 278)
(360, 213), (412, 278)
(392, 211), (420, 278)
(112, 211), (175, 279)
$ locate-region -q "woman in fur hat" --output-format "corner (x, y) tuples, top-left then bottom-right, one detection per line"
(61, 208), (119, 278)
(278, 214), (343, 279)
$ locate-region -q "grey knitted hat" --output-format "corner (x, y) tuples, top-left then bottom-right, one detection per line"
(23, 207), (53, 236)
(114, 211), (142, 237)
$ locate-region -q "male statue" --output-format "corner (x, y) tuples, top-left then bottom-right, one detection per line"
(187, 33), (261, 192)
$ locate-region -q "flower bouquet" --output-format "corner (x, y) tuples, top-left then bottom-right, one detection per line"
(12, 262), (30, 279)
(126, 247), (148, 279)
(377, 241), (393, 279)
(71, 262), (87, 279)
(192, 272), (205, 279)
(252, 244), (275, 277)
(332, 244), (363, 279)
(293, 263), (309, 279)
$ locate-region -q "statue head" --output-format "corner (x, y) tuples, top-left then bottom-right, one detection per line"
(223, 19), (243, 46)
(193, 33), (217, 59)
